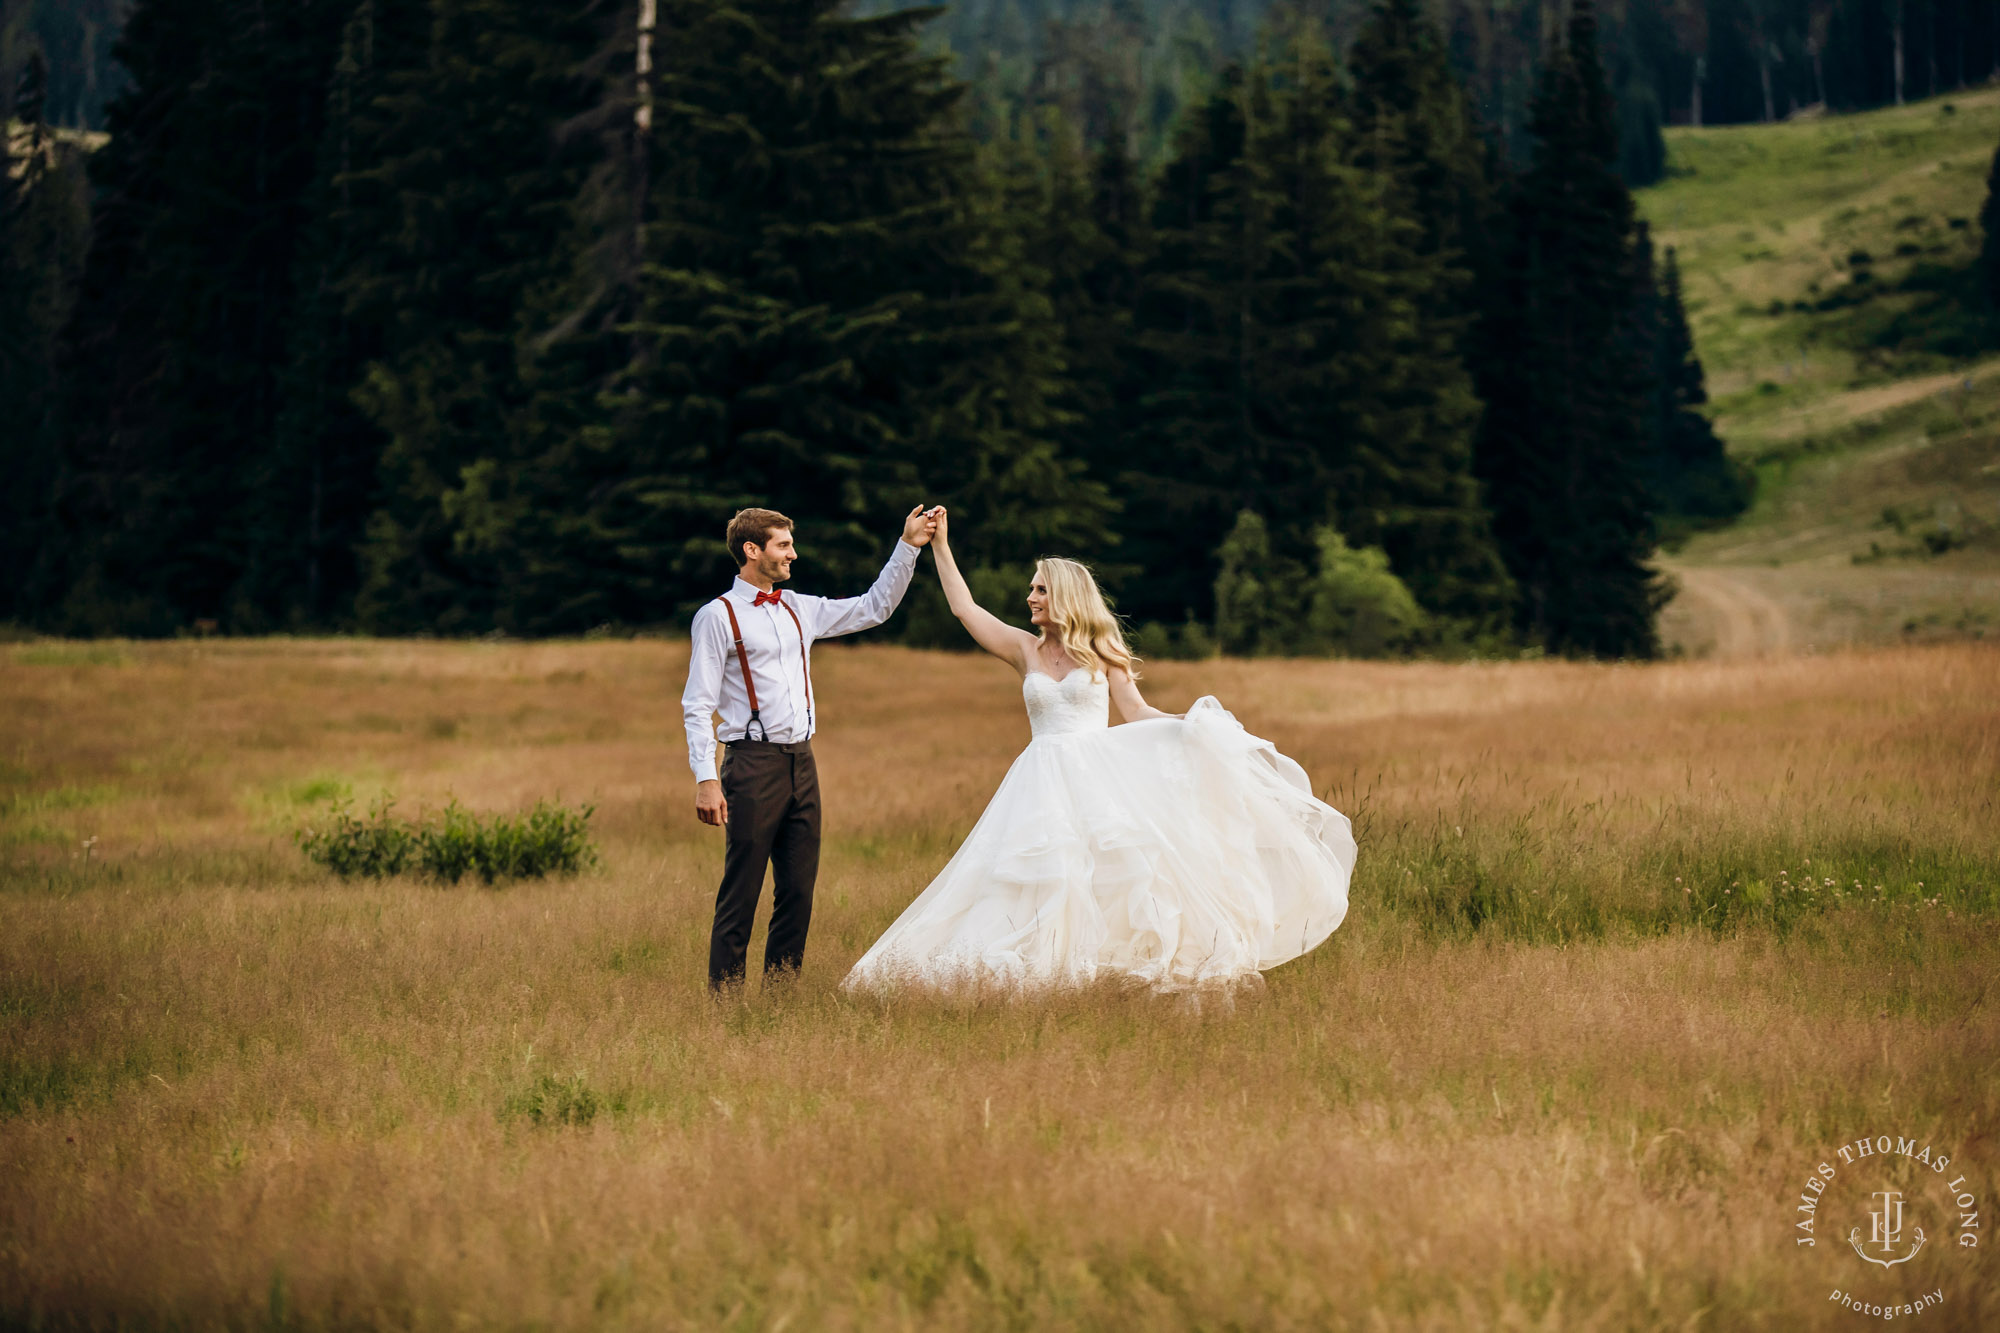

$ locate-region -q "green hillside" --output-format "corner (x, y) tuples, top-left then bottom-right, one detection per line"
(1638, 88), (2000, 656)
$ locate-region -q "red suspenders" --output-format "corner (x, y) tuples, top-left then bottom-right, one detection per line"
(714, 593), (814, 743)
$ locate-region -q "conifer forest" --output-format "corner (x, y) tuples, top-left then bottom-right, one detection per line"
(3, 0), (1996, 655)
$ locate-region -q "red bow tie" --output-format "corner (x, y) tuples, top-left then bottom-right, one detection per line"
(753, 589), (784, 607)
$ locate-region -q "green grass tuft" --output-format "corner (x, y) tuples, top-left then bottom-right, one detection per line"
(500, 1073), (601, 1128)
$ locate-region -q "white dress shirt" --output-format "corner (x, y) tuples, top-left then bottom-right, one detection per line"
(682, 540), (920, 782)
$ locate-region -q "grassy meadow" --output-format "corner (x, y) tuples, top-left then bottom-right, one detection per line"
(3, 636), (1998, 1328)
(1639, 90), (2000, 655)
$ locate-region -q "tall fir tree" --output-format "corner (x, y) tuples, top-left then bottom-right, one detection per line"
(1118, 65), (1286, 625)
(1981, 129), (2000, 311)
(464, 0), (1110, 629)
(1644, 236), (1752, 527)
(1, 51), (91, 623)
(1116, 26), (1512, 640)
(339, 0), (617, 633)
(1473, 0), (1663, 658)
(1327, 1), (1514, 637)
(1346, 0), (1497, 268)
(250, 0), (431, 627)
(49, 0), (354, 632)
(1010, 106), (1144, 582)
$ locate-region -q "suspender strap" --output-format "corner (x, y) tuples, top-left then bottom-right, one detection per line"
(713, 592), (814, 741)
(776, 598), (814, 733)
(714, 596), (766, 742)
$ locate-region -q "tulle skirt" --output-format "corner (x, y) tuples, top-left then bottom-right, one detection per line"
(841, 697), (1355, 996)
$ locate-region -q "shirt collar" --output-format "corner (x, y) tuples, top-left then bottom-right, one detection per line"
(730, 576), (780, 602)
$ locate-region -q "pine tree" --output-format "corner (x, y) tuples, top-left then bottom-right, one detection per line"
(1, 51), (90, 623)
(1473, 0), (1663, 659)
(1018, 108), (1144, 564)
(1117, 28), (1515, 638)
(1117, 65), (1289, 625)
(1981, 130), (2000, 310)
(1346, 0), (1496, 265)
(1332, 1), (1515, 638)
(49, 0), (355, 632)
(340, 0), (617, 633)
(504, 0), (1109, 628)
(1212, 510), (1306, 656)
(1646, 237), (1752, 526)
(250, 0), (430, 627)
(1616, 79), (1666, 188)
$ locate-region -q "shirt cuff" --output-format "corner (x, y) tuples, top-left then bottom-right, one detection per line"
(692, 756), (719, 784)
(894, 538), (920, 559)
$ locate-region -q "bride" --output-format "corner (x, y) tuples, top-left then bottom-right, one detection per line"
(841, 508), (1356, 996)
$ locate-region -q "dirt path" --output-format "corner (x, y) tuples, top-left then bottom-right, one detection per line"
(1665, 566), (1796, 658)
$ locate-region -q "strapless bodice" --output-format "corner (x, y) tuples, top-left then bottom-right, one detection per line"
(1023, 670), (1110, 739)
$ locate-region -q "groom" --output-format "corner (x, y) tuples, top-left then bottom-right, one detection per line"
(682, 505), (938, 989)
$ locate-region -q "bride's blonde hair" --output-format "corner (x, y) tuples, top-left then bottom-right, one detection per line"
(1036, 557), (1139, 681)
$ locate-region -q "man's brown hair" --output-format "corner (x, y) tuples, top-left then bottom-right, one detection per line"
(725, 508), (793, 566)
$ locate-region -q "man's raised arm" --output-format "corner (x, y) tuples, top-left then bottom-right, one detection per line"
(812, 506), (935, 638)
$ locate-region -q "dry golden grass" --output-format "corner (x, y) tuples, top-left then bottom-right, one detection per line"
(3, 639), (1998, 1329)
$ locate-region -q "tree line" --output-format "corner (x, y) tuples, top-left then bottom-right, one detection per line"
(12, 2), (2000, 189)
(903, 0), (2000, 190)
(4, 0), (1749, 657)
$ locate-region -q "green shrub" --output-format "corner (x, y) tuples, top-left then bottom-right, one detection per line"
(1132, 614), (1218, 662)
(295, 797), (414, 877)
(1212, 511), (1309, 655)
(1212, 510), (1428, 658)
(296, 797), (596, 884)
(1306, 527), (1428, 657)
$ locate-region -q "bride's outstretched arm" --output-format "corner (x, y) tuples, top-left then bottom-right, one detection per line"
(930, 509), (1036, 670)
(1108, 667), (1181, 723)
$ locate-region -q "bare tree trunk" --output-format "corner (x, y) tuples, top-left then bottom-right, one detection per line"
(631, 0), (655, 319)
(1692, 56), (1704, 128)
(636, 0), (655, 135)
(1760, 52), (1776, 122)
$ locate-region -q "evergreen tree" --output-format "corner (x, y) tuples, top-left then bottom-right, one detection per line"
(1473, 0), (1663, 659)
(251, 0), (430, 627)
(1645, 237), (1752, 527)
(1015, 108), (1144, 572)
(1615, 78), (1666, 188)
(1333, 0), (1514, 637)
(1213, 508), (1425, 658)
(1119, 24), (1512, 639)
(1981, 129), (2000, 311)
(49, 0), (354, 632)
(1118, 65), (1286, 625)
(493, 0), (1109, 629)
(339, 0), (617, 633)
(1346, 0), (1496, 265)
(1212, 509), (1305, 656)
(1, 51), (90, 623)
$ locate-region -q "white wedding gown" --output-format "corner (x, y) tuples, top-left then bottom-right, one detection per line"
(841, 670), (1356, 995)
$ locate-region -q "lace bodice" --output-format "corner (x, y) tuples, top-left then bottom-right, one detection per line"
(1023, 669), (1110, 740)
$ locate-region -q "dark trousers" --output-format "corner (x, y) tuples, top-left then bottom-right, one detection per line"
(709, 739), (821, 989)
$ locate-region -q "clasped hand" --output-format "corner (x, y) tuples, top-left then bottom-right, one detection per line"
(902, 504), (945, 547)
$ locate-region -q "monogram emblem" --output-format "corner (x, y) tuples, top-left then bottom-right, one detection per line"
(1848, 1189), (1926, 1268)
